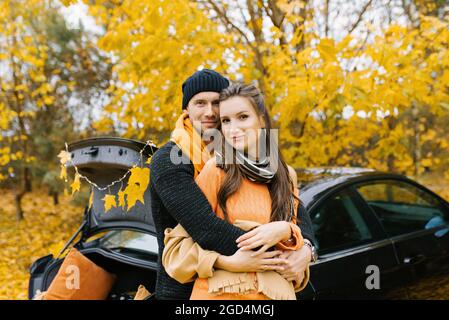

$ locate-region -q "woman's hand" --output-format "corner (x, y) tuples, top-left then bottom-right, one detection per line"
(235, 221), (292, 255)
(216, 249), (287, 273)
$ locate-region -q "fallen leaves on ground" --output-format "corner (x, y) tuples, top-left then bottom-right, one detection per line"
(0, 189), (83, 300)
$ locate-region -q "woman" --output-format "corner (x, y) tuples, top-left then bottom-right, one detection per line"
(162, 83), (309, 300)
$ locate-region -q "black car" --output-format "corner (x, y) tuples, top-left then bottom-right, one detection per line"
(28, 138), (449, 300)
(296, 167), (449, 299)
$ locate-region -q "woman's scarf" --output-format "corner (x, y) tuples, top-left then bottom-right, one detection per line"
(170, 113), (211, 178)
(215, 143), (275, 184)
(235, 150), (275, 183)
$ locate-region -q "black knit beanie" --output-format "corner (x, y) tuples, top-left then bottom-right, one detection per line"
(182, 69), (229, 109)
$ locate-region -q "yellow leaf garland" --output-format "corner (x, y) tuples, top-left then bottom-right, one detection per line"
(123, 167), (150, 210)
(103, 194), (117, 213)
(59, 164), (67, 182)
(57, 150), (71, 165)
(117, 190), (126, 209)
(70, 173), (80, 195)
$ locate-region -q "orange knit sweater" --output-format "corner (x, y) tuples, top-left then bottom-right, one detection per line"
(190, 157), (303, 300)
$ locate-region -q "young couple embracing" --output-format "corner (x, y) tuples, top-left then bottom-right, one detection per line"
(150, 69), (317, 300)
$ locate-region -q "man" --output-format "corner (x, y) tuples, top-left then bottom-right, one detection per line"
(149, 69), (316, 299)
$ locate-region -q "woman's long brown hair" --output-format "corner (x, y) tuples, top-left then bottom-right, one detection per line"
(217, 82), (300, 223)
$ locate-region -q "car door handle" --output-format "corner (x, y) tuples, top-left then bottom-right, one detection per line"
(403, 254), (426, 265)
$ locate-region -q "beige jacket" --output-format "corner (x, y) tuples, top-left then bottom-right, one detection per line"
(163, 220), (310, 300)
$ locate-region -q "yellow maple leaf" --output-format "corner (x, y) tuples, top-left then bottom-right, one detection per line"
(103, 194), (117, 213)
(118, 190), (126, 209)
(59, 164), (67, 181)
(124, 167), (149, 210)
(70, 173), (80, 195)
(57, 150), (71, 165)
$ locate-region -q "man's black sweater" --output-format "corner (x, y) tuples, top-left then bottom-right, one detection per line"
(149, 141), (315, 300)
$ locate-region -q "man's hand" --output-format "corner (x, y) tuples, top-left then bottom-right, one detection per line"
(277, 245), (312, 282)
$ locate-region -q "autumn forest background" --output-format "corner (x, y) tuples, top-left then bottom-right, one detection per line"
(1, 0), (448, 299)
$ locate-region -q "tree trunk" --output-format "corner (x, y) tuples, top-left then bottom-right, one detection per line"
(52, 191), (59, 205)
(387, 154), (395, 173)
(24, 166), (32, 192)
(386, 116), (397, 172)
(15, 190), (25, 221)
(411, 102), (421, 178)
(15, 167), (32, 220)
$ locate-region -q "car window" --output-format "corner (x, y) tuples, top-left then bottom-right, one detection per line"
(356, 180), (449, 237)
(98, 230), (159, 255)
(310, 188), (374, 254)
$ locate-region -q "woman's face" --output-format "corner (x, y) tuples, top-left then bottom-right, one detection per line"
(219, 96), (265, 154)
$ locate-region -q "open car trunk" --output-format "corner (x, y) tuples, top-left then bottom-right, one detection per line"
(29, 137), (159, 300)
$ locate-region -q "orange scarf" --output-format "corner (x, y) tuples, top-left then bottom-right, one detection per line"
(170, 113), (211, 178)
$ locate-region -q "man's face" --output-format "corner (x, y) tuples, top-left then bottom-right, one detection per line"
(186, 91), (220, 134)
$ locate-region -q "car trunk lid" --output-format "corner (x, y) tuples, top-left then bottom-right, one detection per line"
(66, 137), (158, 237)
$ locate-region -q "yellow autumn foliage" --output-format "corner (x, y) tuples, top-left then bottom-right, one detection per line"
(0, 0), (58, 177)
(62, 0), (449, 183)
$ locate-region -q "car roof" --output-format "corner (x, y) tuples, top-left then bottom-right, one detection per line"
(296, 167), (376, 182)
(296, 167), (412, 208)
